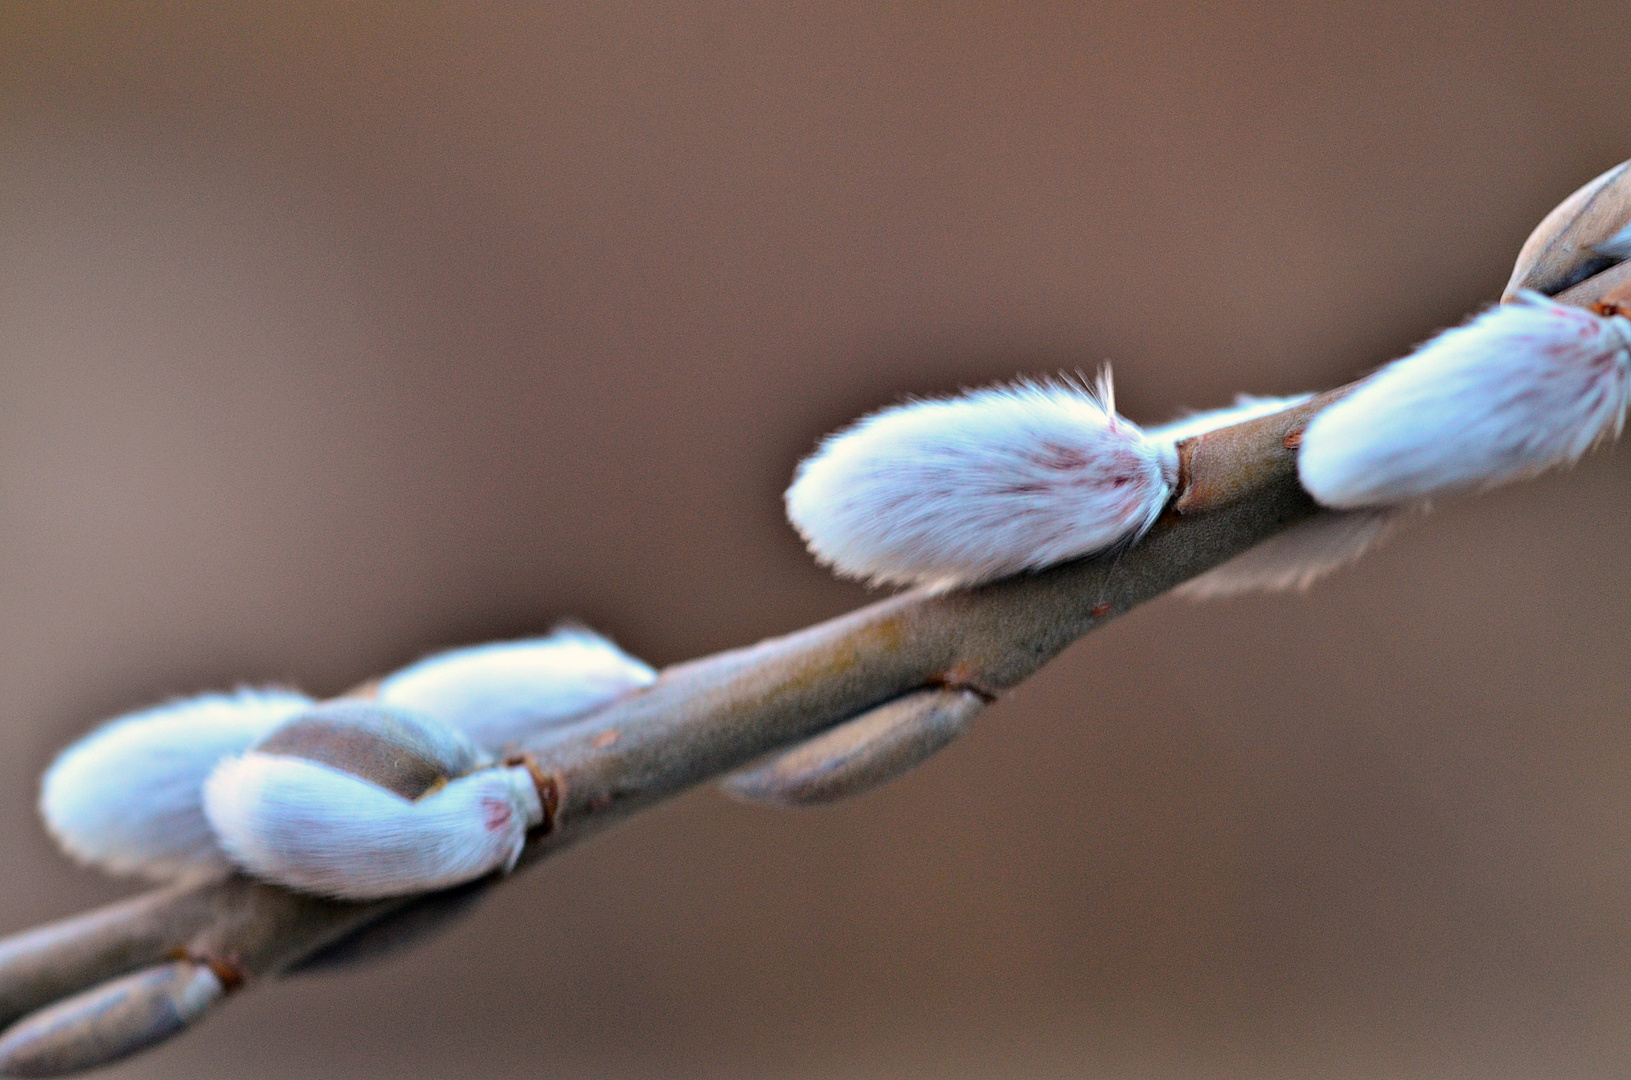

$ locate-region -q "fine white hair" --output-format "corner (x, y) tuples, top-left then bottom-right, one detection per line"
(785, 374), (1177, 590)
(1299, 293), (1631, 508)
(377, 626), (657, 753)
(1145, 393), (1313, 444)
(39, 688), (313, 881)
(202, 754), (542, 900)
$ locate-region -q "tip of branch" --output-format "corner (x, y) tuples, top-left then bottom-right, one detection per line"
(1505, 158), (1631, 300)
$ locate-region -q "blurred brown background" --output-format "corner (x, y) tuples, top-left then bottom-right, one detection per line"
(3, 4), (1630, 1078)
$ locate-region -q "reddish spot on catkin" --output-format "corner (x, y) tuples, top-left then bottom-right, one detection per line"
(482, 798), (512, 832)
(1299, 294), (1631, 508)
(1035, 443), (1091, 470)
(784, 374), (1178, 590)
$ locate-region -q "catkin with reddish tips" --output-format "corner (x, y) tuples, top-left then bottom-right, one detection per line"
(202, 702), (544, 900)
(1299, 293), (1631, 508)
(785, 377), (1177, 590)
(203, 753), (543, 900)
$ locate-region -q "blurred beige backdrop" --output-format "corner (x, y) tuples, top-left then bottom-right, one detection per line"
(3, 4), (1630, 1078)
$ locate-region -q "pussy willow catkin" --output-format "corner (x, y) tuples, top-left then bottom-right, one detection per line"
(39, 628), (651, 895)
(1298, 293), (1631, 508)
(785, 374), (1177, 590)
(201, 702), (545, 901)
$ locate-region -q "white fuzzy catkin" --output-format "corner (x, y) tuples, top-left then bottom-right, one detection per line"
(202, 754), (543, 900)
(1299, 294), (1631, 508)
(377, 627), (657, 752)
(785, 375), (1178, 590)
(37, 627), (651, 893)
(39, 688), (313, 881)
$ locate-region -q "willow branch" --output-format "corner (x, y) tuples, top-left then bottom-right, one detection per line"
(0, 390), (1336, 1066)
(4, 166), (1627, 1072)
